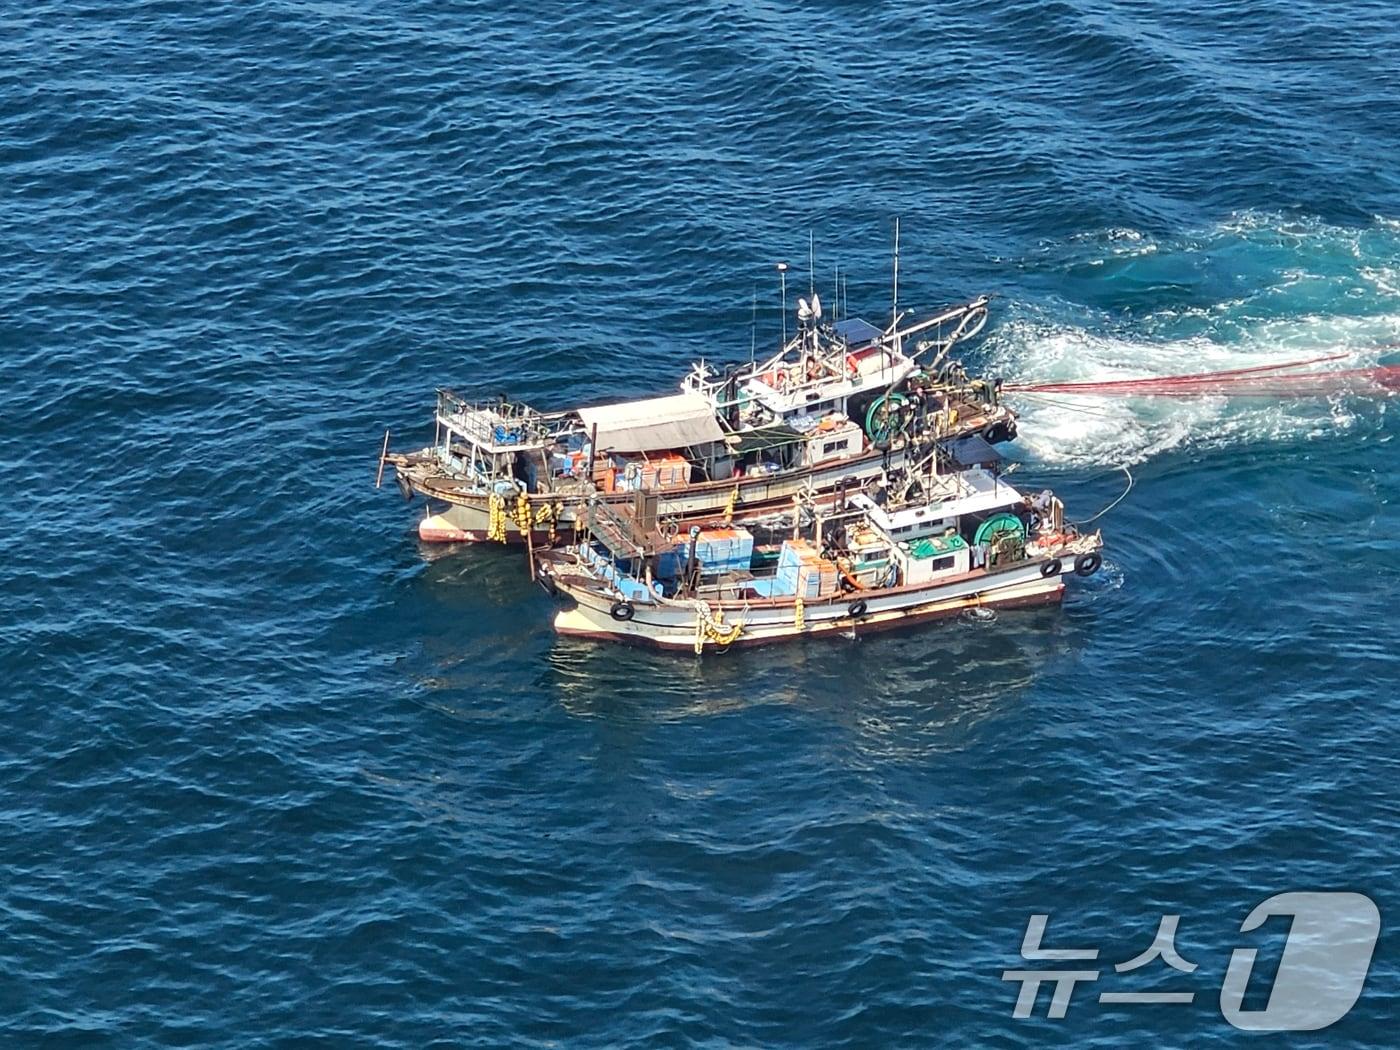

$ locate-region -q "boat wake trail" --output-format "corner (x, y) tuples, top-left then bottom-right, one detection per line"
(982, 213), (1400, 467)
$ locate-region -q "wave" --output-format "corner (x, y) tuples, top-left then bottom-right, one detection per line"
(983, 213), (1400, 466)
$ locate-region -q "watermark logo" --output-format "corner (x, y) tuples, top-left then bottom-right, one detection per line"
(1221, 892), (1380, 1031)
(1002, 892), (1379, 1031)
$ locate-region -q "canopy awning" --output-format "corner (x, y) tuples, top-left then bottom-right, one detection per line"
(577, 393), (727, 454)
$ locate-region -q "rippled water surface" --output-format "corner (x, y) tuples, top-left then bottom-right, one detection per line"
(3, 1), (1399, 1045)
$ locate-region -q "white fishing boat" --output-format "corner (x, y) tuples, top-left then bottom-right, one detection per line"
(535, 444), (1103, 653)
(379, 242), (1015, 545)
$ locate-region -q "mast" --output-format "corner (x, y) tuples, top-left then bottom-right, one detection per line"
(777, 261), (789, 351)
(892, 217), (901, 357)
(749, 285), (757, 366)
(808, 229), (815, 301)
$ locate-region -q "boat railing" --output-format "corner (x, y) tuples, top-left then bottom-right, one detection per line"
(585, 496), (653, 561)
(436, 389), (558, 451)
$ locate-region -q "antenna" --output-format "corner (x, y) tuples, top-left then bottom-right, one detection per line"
(749, 284), (757, 366)
(808, 229), (815, 301)
(777, 261), (789, 350)
(891, 217), (901, 356)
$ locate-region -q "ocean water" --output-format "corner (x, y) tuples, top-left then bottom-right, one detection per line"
(3, 1), (1398, 1045)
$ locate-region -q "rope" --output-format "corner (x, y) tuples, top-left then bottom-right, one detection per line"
(1005, 351), (1354, 396)
(1071, 465), (1133, 526)
(920, 301), (989, 367)
(692, 600), (744, 654)
(1007, 391), (1128, 420)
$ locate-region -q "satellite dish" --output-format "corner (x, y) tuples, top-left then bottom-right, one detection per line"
(811, 293), (822, 320)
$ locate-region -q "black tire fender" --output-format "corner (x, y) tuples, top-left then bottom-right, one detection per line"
(848, 599), (868, 618)
(395, 472), (413, 501)
(1074, 552), (1102, 577)
(1040, 559), (1062, 578)
(609, 601), (635, 622)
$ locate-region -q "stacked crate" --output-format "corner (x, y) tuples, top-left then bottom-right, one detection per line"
(693, 527), (755, 575)
(652, 542), (689, 581)
(611, 452), (692, 492)
(639, 453), (690, 490)
(775, 539), (840, 599)
(568, 449), (616, 491)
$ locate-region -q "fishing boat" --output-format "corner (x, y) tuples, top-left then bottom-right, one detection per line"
(534, 439), (1103, 652)
(380, 283), (1016, 545)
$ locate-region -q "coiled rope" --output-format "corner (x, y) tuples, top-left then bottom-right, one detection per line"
(692, 600), (744, 654)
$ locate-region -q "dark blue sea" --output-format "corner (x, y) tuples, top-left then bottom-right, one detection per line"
(4, 1), (1398, 1045)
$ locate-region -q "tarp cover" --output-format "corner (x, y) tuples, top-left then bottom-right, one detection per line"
(946, 433), (1002, 468)
(726, 422), (806, 455)
(578, 393), (727, 453)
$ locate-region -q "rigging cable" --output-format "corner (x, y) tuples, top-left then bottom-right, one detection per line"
(1008, 391), (1133, 420)
(1071, 464), (1133, 526)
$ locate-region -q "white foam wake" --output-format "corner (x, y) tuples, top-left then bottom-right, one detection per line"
(981, 213), (1400, 467)
(988, 320), (1397, 467)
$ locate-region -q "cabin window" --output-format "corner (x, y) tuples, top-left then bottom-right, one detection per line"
(929, 555), (955, 572)
(821, 439), (847, 455)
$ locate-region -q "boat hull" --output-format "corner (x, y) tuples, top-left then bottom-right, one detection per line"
(549, 560), (1067, 652)
(410, 447), (908, 544)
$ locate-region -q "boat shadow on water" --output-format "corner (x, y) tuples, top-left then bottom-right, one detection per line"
(542, 597), (1101, 728)
(385, 533), (1118, 745)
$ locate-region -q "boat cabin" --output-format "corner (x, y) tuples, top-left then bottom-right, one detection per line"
(433, 390), (561, 489)
(846, 467), (1030, 580)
